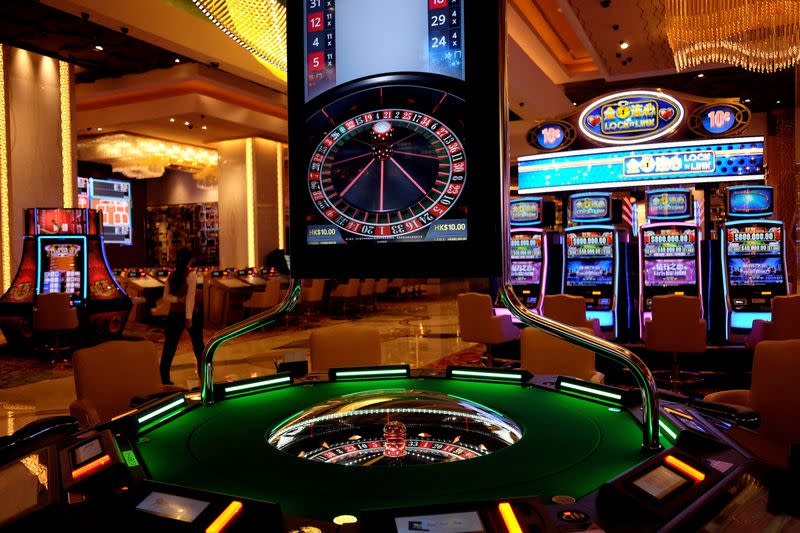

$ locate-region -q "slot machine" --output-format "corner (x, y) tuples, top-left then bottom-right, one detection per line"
(722, 186), (788, 340)
(638, 189), (702, 339)
(562, 193), (623, 338)
(509, 197), (547, 313)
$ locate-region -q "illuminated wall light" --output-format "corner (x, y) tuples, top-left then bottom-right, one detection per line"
(245, 138), (256, 268)
(0, 44), (10, 292)
(276, 142), (285, 249)
(59, 61), (74, 208)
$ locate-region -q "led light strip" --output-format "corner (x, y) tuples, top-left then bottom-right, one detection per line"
(136, 397), (185, 425)
(665, 455), (705, 482)
(245, 138), (256, 268)
(449, 369), (523, 381)
(206, 501), (243, 533)
(0, 44), (9, 292)
(333, 368), (408, 378)
(659, 419), (678, 441)
(71, 454), (111, 479)
(498, 502), (523, 533)
(59, 61), (74, 208)
(559, 381), (623, 400)
(225, 375), (291, 393)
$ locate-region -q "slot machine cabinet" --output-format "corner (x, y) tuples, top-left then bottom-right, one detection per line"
(509, 197), (547, 314)
(0, 208), (132, 347)
(638, 189), (702, 340)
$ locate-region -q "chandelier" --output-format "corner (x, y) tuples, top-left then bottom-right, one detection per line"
(665, 0), (800, 73)
(77, 133), (219, 179)
(193, 0), (287, 80)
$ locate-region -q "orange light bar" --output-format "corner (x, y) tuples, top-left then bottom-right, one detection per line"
(498, 502), (523, 533)
(664, 407), (694, 421)
(665, 455), (705, 482)
(206, 501), (243, 533)
(71, 454), (111, 480)
(111, 408), (138, 421)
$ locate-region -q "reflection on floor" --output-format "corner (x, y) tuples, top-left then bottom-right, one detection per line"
(0, 292), (475, 437)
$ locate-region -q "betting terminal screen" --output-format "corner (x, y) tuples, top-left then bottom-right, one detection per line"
(289, 0), (503, 278)
(37, 237), (86, 298)
(565, 230), (613, 287)
(641, 227), (697, 287)
(726, 224), (784, 286)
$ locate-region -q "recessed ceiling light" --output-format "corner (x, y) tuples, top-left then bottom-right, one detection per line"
(174, 58), (180, 63)
(697, 73), (704, 78)
(94, 45), (103, 51)
(96, 128), (102, 131)
(572, 102), (577, 106)
(619, 41), (630, 50)
(744, 98), (751, 103)
(184, 121), (190, 126)
(201, 125), (207, 130)
(169, 118), (175, 122)
(776, 100), (781, 104)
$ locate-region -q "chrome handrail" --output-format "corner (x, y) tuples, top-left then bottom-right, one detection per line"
(498, 286), (662, 451)
(201, 278), (302, 405)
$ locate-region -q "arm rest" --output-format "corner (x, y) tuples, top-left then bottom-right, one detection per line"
(69, 399), (101, 429)
(589, 371), (605, 384)
(744, 319), (769, 349)
(703, 389), (751, 407)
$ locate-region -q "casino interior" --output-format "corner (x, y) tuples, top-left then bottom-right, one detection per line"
(1, 0), (800, 531)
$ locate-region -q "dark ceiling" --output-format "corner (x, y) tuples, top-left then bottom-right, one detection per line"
(563, 67), (795, 113)
(0, 0), (192, 83)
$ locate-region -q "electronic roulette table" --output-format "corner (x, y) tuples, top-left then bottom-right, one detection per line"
(1, 366), (759, 532)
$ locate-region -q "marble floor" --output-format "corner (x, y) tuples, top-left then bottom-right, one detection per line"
(0, 283), (477, 437)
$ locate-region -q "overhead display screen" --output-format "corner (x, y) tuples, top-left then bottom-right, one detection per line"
(646, 189), (692, 220)
(518, 137), (764, 193)
(728, 185), (773, 217)
(289, 0), (503, 278)
(78, 177), (132, 245)
(304, 0), (465, 102)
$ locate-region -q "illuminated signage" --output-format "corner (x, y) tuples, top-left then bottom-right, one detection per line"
(518, 137), (764, 193)
(728, 185), (773, 217)
(570, 193), (610, 222)
(510, 197), (542, 226)
(527, 121), (575, 151)
(579, 91), (684, 145)
(646, 189), (692, 220)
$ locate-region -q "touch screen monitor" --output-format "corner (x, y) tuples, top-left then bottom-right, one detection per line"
(289, 0), (504, 278)
(78, 177), (133, 245)
(727, 185), (773, 218)
(37, 237), (87, 299)
(136, 492), (210, 523)
(723, 220), (788, 335)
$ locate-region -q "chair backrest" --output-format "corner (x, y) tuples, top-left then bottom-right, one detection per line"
(309, 325), (381, 372)
(302, 279), (326, 303)
(542, 294), (589, 327)
(645, 295), (706, 353)
(456, 293), (494, 339)
(767, 295), (800, 340)
(750, 339), (800, 444)
(374, 279), (388, 294)
(330, 279), (360, 298)
(244, 279), (281, 308)
(72, 340), (164, 423)
(520, 327), (596, 381)
(359, 278), (376, 296)
(33, 292), (78, 331)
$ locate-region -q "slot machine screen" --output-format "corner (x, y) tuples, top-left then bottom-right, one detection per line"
(643, 258), (697, 287)
(510, 261), (540, 284)
(510, 232), (542, 260)
(728, 257), (784, 286)
(728, 186), (773, 217)
(37, 237), (86, 298)
(77, 177), (132, 245)
(565, 259), (613, 287)
(570, 193), (610, 222)
(290, 0), (503, 278)
(642, 227), (696, 258)
(646, 189), (691, 220)
(510, 197), (542, 226)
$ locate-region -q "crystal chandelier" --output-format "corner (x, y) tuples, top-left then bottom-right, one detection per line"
(665, 0), (800, 73)
(193, 0), (287, 80)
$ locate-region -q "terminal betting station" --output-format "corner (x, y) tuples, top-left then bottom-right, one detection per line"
(0, 1), (799, 532)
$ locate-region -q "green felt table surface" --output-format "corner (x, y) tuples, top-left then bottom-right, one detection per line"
(132, 378), (665, 520)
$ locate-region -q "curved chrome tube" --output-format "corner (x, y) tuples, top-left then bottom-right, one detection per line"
(499, 285), (661, 451)
(201, 279), (302, 404)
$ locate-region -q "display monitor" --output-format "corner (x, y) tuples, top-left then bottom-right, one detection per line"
(632, 465), (689, 501)
(642, 227), (696, 258)
(570, 193), (610, 223)
(510, 261), (540, 285)
(565, 230), (614, 259)
(725, 225), (781, 256)
(510, 197), (542, 226)
(727, 185), (773, 217)
(643, 258), (697, 287)
(646, 189), (692, 220)
(135, 492), (210, 523)
(34, 209), (86, 235)
(565, 259), (613, 287)
(37, 237), (86, 299)
(728, 257), (784, 286)
(394, 511), (485, 533)
(510, 232), (542, 260)
(77, 177), (132, 245)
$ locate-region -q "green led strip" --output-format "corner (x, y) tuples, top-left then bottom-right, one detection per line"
(225, 375), (291, 393)
(137, 398), (185, 425)
(334, 369), (407, 378)
(450, 369), (521, 381)
(560, 381), (622, 400)
(659, 419), (678, 441)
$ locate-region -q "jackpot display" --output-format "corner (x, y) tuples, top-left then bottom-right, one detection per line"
(289, 0), (504, 277)
(562, 227), (617, 331)
(78, 177), (132, 245)
(722, 220), (788, 334)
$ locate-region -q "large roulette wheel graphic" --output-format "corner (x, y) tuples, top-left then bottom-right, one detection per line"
(306, 83), (466, 240)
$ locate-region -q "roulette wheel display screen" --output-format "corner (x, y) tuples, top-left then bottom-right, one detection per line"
(289, 0), (504, 278)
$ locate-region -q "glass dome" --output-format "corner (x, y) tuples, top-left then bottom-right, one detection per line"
(267, 389), (522, 466)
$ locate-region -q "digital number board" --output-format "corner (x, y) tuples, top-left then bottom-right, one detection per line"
(510, 232), (542, 260)
(518, 137), (764, 193)
(565, 230), (613, 259)
(290, 0), (504, 277)
(642, 227), (696, 258)
(726, 225), (781, 256)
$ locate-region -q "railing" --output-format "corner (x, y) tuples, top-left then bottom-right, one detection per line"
(201, 279), (302, 405)
(499, 284), (661, 451)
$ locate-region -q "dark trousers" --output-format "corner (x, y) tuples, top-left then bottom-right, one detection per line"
(160, 309), (205, 384)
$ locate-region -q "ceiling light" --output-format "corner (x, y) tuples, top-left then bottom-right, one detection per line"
(697, 73), (704, 77)
(174, 58), (180, 63)
(776, 100), (781, 104)
(184, 121), (190, 126)
(572, 102), (578, 106)
(94, 45), (103, 51)
(744, 98), (751, 103)
(620, 41), (630, 50)
(96, 128), (102, 132)
(201, 125), (208, 130)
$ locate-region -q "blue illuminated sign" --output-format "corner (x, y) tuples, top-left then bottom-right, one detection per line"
(701, 105), (737, 134)
(518, 137), (764, 193)
(578, 90), (684, 145)
(728, 185), (773, 217)
(537, 124), (565, 149)
(646, 189), (692, 221)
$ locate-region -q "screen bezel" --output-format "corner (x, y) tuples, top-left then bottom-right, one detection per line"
(288, 0), (504, 278)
